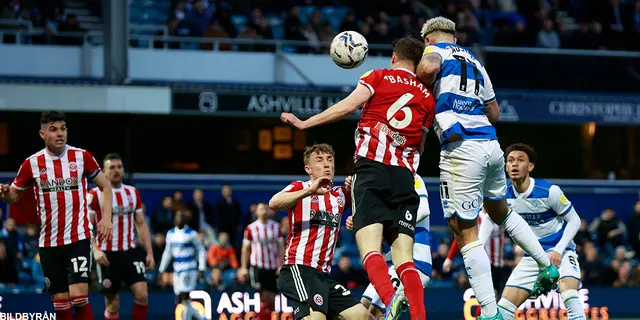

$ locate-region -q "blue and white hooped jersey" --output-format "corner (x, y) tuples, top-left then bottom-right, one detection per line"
(424, 43), (497, 147)
(384, 174), (432, 276)
(506, 178), (575, 252)
(159, 226), (206, 274)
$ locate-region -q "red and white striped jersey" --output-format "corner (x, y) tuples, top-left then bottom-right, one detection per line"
(480, 214), (506, 267)
(355, 68), (436, 174)
(11, 145), (101, 248)
(282, 181), (350, 273)
(243, 219), (283, 270)
(87, 184), (143, 251)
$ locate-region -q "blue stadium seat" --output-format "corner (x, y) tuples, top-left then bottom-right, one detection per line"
(268, 16), (284, 39)
(231, 15), (247, 33)
(297, 6), (317, 23)
(222, 269), (236, 284)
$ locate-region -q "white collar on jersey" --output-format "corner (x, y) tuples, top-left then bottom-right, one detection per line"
(512, 177), (535, 198)
(396, 67), (417, 76)
(45, 144), (68, 159)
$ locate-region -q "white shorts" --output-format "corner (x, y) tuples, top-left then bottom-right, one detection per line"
(173, 270), (199, 295)
(505, 250), (581, 292)
(362, 257), (431, 310)
(439, 140), (507, 220)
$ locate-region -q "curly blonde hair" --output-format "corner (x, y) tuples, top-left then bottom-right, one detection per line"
(420, 16), (456, 39)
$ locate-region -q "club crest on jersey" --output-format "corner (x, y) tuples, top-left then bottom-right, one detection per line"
(336, 197), (344, 207)
(102, 279), (112, 289)
(68, 162), (78, 172)
(313, 294), (324, 306)
(44, 277), (51, 289)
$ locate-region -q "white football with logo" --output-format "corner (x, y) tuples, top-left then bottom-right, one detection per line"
(330, 31), (369, 69)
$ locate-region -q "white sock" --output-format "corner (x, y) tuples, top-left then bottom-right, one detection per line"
(461, 240), (497, 318)
(497, 298), (517, 320)
(182, 299), (204, 320)
(501, 210), (551, 268)
(561, 289), (587, 320)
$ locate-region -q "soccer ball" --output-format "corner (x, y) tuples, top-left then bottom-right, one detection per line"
(330, 31), (369, 69)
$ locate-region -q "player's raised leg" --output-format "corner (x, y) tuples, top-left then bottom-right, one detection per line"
(482, 141), (558, 296)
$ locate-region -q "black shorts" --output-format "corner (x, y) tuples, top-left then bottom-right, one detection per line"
(351, 158), (419, 239)
(98, 247), (147, 294)
(39, 239), (92, 295)
(492, 265), (509, 294)
(278, 264), (358, 320)
(249, 266), (278, 293)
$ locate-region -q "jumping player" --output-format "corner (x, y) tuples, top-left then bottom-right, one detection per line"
(0, 110), (113, 320)
(239, 202), (284, 320)
(497, 143), (585, 320)
(87, 153), (153, 320)
(416, 17), (558, 320)
(444, 211), (508, 295)
(346, 174), (432, 319)
(159, 211), (206, 320)
(281, 36), (435, 320)
(269, 144), (369, 320)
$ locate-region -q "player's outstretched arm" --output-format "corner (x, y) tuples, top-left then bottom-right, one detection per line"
(269, 177), (332, 211)
(416, 52), (442, 86)
(282, 84), (371, 130)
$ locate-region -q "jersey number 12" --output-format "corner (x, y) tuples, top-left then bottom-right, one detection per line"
(453, 55), (480, 95)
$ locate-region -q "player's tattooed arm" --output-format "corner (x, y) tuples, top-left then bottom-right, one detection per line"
(484, 100), (499, 122)
(417, 52), (442, 86)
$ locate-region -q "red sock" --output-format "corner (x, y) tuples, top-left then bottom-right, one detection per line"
(259, 302), (272, 320)
(396, 262), (426, 320)
(71, 295), (94, 320)
(132, 301), (148, 320)
(363, 251), (396, 306)
(104, 309), (120, 320)
(53, 299), (74, 320)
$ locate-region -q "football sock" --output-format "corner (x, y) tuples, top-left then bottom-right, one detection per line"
(132, 301), (148, 320)
(71, 295), (94, 320)
(104, 310), (120, 320)
(561, 289), (587, 320)
(396, 262), (426, 320)
(461, 241), (498, 318)
(497, 298), (517, 320)
(53, 298), (73, 320)
(363, 251), (395, 306)
(501, 209), (551, 268)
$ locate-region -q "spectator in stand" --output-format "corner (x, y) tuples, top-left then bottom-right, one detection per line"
(340, 12), (359, 33)
(537, 19), (560, 48)
(431, 243), (453, 281)
(627, 200), (640, 258)
(580, 242), (606, 287)
(0, 243), (18, 285)
(201, 20), (232, 51)
(216, 185), (242, 250)
(56, 14), (87, 46)
(186, 0), (214, 36)
(21, 223), (38, 260)
(393, 14), (421, 40)
(188, 188), (217, 237)
(207, 232), (238, 270)
(173, 0), (188, 22)
(333, 256), (366, 290)
(172, 190), (188, 213)
(152, 196), (174, 234)
(574, 218), (593, 248)
(0, 218), (22, 259)
(284, 7), (304, 41)
(589, 208), (627, 251)
(216, 8), (237, 38)
(612, 261), (633, 287)
(207, 267), (227, 292)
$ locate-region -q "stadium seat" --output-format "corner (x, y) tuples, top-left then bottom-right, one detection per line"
(231, 15), (247, 33)
(297, 6), (317, 24)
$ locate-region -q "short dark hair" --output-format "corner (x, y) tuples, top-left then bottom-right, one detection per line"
(303, 143), (335, 165)
(104, 153), (122, 162)
(392, 36), (425, 67)
(40, 110), (66, 126)
(505, 143), (537, 163)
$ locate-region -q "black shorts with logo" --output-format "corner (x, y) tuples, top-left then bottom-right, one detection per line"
(351, 158), (419, 239)
(278, 264), (358, 319)
(249, 266), (278, 293)
(98, 246), (147, 294)
(39, 239), (92, 295)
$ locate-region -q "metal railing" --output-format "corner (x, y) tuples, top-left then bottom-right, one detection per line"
(0, 29), (96, 46)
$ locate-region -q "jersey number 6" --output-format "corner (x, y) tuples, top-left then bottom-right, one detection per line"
(387, 93), (414, 130)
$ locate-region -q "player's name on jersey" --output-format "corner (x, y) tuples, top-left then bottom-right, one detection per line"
(172, 91), (361, 119)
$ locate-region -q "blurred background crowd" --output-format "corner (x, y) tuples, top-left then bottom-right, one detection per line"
(2, 186), (640, 294)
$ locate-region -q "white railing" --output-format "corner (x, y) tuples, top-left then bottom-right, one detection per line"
(0, 29), (95, 45)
